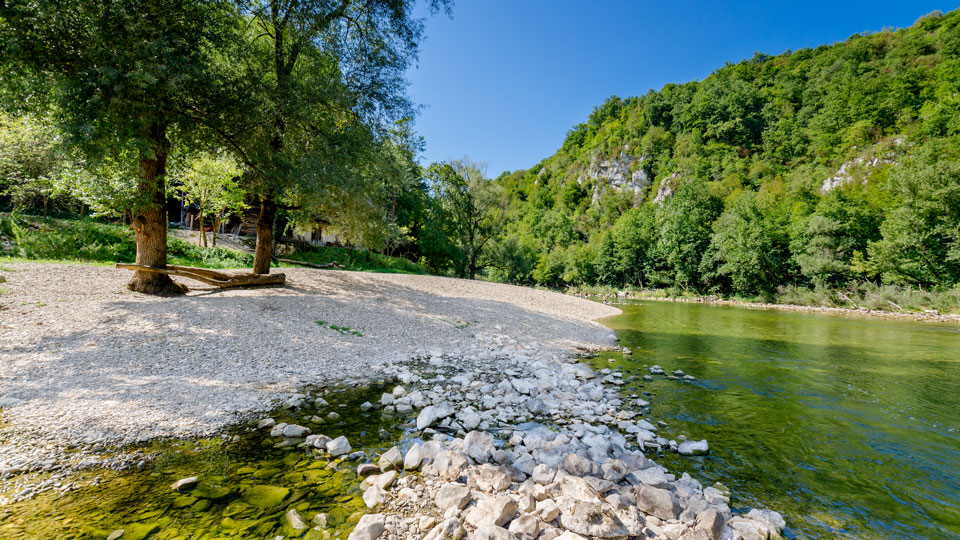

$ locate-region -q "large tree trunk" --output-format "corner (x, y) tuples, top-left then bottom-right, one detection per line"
(127, 124), (187, 295)
(253, 196), (276, 275)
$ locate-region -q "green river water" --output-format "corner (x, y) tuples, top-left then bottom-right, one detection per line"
(591, 300), (960, 540)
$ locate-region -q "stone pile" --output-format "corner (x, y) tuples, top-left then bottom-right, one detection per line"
(316, 332), (787, 540)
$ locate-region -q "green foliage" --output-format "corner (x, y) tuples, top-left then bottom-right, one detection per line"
(467, 10), (960, 309)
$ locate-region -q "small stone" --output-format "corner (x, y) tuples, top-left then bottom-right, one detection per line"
(170, 476), (197, 492)
(677, 440), (709, 456)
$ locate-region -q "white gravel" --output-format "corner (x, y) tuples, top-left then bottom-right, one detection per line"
(0, 263), (618, 455)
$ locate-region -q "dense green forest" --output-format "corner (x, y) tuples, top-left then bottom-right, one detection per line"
(2, 6), (960, 308)
(430, 9), (960, 302)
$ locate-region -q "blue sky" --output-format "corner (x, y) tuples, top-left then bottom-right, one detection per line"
(405, 1), (957, 177)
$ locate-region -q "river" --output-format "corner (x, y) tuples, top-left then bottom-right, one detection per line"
(590, 300), (960, 540)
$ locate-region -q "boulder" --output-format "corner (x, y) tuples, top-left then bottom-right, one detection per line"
(282, 424), (310, 438)
(326, 436), (351, 456)
(626, 467), (669, 489)
(417, 403), (454, 430)
(746, 509), (786, 535)
(634, 485), (680, 520)
(378, 446), (402, 471)
(170, 477), (197, 492)
(536, 499), (560, 522)
(473, 525), (519, 540)
(423, 518), (466, 540)
(463, 430), (497, 463)
(404, 443), (424, 470)
(347, 513), (385, 540)
(531, 464), (556, 485)
(465, 495), (519, 528)
(559, 500), (629, 538)
(564, 454), (601, 478)
(362, 486), (386, 508)
(695, 508), (725, 540)
(507, 514), (540, 540)
(468, 464), (512, 492)
(435, 483), (472, 512)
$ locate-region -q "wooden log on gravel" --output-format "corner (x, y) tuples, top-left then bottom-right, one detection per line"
(116, 264), (285, 288)
(273, 257), (344, 270)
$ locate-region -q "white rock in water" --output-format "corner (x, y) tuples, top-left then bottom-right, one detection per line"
(416, 403), (454, 431)
(170, 476), (197, 491)
(378, 446), (402, 471)
(392, 386), (407, 397)
(347, 513), (385, 540)
(282, 424), (310, 438)
(326, 436), (352, 456)
(746, 508), (786, 534)
(285, 508), (308, 531)
(379, 393), (394, 406)
(678, 440), (709, 456)
(257, 418), (275, 429)
(649, 365), (665, 375)
(403, 443), (423, 470)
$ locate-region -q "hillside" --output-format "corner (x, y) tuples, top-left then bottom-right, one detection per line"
(485, 9), (960, 305)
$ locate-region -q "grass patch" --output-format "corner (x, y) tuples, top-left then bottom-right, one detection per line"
(278, 245), (427, 274)
(315, 320), (363, 337)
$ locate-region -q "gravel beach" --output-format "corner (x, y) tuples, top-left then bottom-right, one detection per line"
(0, 263), (617, 451)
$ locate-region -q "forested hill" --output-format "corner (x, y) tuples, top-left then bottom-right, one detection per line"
(485, 9), (960, 299)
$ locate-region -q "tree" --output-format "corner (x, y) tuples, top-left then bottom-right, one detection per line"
(655, 179), (722, 290)
(427, 159), (506, 280)
(170, 152), (245, 247)
(1, 0), (244, 294)
(229, 0), (451, 275)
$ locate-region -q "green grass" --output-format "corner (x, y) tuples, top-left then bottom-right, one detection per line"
(277, 245), (427, 274)
(0, 214), (428, 276)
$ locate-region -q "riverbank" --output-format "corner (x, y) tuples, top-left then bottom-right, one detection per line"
(580, 291), (960, 323)
(0, 263), (785, 539)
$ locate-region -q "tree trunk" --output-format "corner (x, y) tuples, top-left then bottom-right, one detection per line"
(199, 211), (207, 247)
(253, 197), (276, 274)
(127, 124), (187, 295)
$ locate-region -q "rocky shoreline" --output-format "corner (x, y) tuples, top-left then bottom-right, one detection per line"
(251, 333), (785, 540)
(592, 293), (960, 323)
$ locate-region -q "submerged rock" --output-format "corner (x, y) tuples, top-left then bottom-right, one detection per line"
(678, 440), (709, 456)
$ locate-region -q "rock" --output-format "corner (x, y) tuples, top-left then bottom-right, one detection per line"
(560, 476), (599, 500)
(559, 500), (629, 538)
(417, 403), (454, 430)
(284, 508), (309, 533)
(357, 463), (380, 477)
(531, 464), (556, 485)
(423, 517), (467, 540)
(326, 436), (352, 456)
(746, 509), (786, 535)
(378, 446), (402, 471)
(564, 454), (601, 478)
(380, 393), (395, 406)
(468, 464), (512, 492)
(117, 523), (160, 540)
(678, 440), (709, 456)
(313, 513), (330, 528)
(677, 530), (711, 540)
(170, 476), (197, 491)
(463, 430), (497, 463)
(360, 401), (374, 411)
(282, 424), (310, 438)
(371, 470), (398, 490)
(525, 397), (547, 414)
(347, 513), (385, 540)
(554, 533), (588, 540)
(257, 418), (275, 429)
(695, 508), (725, 540)
(649, 365), (665, 375)
(458, 409), (482, 430)
(465, 495), (519, 528)
(393, 385), (407, 397)
(508, 514), (540, 540)
(536, 499), (560, 521)
(363, 485), (387, 508)
(435, 483), (472, 511)
(626, 467), (669, 489)
(404, 443), (423, 470)
(601, 460), (627, 483)
(473, 525), (519, 540)
(634, 485), (680, 520)
(242, 485), (290, 508)
(106, 531), (124, 540)
(517, 493), (536, 513)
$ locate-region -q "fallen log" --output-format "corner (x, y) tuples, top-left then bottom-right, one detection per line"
(116, 264), (285, 288)
(273, 257), (345, 270)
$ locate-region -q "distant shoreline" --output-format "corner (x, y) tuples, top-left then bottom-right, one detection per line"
(583, 292), (960, 323)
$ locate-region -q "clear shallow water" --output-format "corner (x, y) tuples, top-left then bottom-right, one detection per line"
(592, 300), (960, 540)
